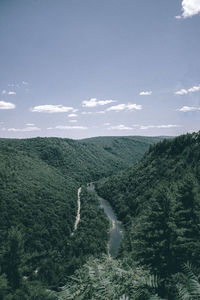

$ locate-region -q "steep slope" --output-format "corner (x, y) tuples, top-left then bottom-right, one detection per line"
(0, 135), (160, 296)
(96, 131), (200, 294)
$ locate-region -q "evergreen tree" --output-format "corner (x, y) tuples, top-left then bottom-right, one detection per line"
(1, 227), (24, 291)
(173, 175), (200, 269)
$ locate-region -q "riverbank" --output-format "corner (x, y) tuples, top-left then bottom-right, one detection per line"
(71, 187), (81, 236)
(87, 183), (124, 257)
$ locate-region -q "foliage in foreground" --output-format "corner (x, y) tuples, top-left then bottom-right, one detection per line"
(51, 257), (200, 300)
(51, 256), (161, 300)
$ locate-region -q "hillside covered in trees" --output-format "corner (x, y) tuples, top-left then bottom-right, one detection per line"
(0, 135), (159, 299)
(1, 132), (200, 299)
(96, 131), (200, 298)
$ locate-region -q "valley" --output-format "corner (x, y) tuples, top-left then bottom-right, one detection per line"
(0, 132), (200, 299)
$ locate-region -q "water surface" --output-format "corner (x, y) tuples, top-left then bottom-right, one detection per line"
(87, 183), (124, 257)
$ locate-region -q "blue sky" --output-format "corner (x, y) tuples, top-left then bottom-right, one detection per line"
(0, 0), (200, 139)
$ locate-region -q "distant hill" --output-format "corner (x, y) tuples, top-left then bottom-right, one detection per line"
(96, 131), (200, 294)
(81, 135), (162, 167)
(0, 136), (162, 182)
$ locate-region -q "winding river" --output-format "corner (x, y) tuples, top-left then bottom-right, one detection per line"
(87, 183), (124, 257)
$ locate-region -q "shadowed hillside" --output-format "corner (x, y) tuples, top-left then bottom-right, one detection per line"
(96, 131), (200, 298)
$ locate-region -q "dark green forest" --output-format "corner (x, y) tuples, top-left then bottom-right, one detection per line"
(0, 136), (159, 299)
(96, 131), (200, 299)
(1, 132), (200, 299)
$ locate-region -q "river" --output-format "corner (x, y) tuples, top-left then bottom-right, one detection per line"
(87, 183), (124, 257)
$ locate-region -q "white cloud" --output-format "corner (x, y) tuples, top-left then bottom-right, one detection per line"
(2, 90), (6, 95)
(0, 100), (16, 110)
(140, 125), (181, 130)
(8, 91), (16, 95)
(69, 120), (77, 123)
(176, 0), (200, 19)
(106, 103), (142, 111)
(139, 91), (152, 96)
(108, 124), (133, 130)
(175, 15), (182, 19)
(82, 98), (116, 108)
(55, 125), (88, 130)
(178, 106), (200, 112)
(127, 104), (142, 110)
(26, 123), (35, 126)
(175, 84), (200, 95)
(8, 126), (40, 132)
(68, 113), (78, 117)
(22, 81), (28, 85)
(81, 111), (93, 115)
(175, 89), (188, 95)
(188, 85), (200, 92)
(96, 110), (106, 114)
(107, 104), (126, 111)
(31, 105), (74, 113)
(104, 123), (110, 126)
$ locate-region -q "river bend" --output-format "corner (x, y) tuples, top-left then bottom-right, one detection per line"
(87, 183), (124, 257)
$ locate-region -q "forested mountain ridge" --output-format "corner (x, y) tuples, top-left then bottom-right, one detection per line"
(0, 135), (160, 299)
(96, 131), (200, 298)
(0, 136), (162, 182)
(81, 135), (162, 167)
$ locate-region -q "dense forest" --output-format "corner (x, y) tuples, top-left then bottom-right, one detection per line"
(96, 131), (200, 299)
(0, 136), (159, 299)
(1, 132), (200, 299)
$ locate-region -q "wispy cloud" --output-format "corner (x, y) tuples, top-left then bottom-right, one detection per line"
(106, 103), (142, 111)
(31, 105), (74, 113)
(1, 90), (16, 95)
(178, 106), (200, 112)
(81, 111), (93, 115)
(175, 84), (200, 95)
(140, 124), (181, 130)
(68, 113), (78, 117)
(82, 98), (116, 108)
(8, 91), (16, 95)
(0, 100), (16, 110)
(108, 124), (133, 130)
(55, 125), (88, 130)
(176, 0), (200, 19)
(22, 81), (28, 85)
(8, 126), (40, 132)
(26, 123), (35, 126)
(96, 110), (106, 114)
(139, 91), (152, 96)
(69, 120), (77, 123)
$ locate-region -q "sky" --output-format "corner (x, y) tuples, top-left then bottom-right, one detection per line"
(0, 0), (200, 139)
